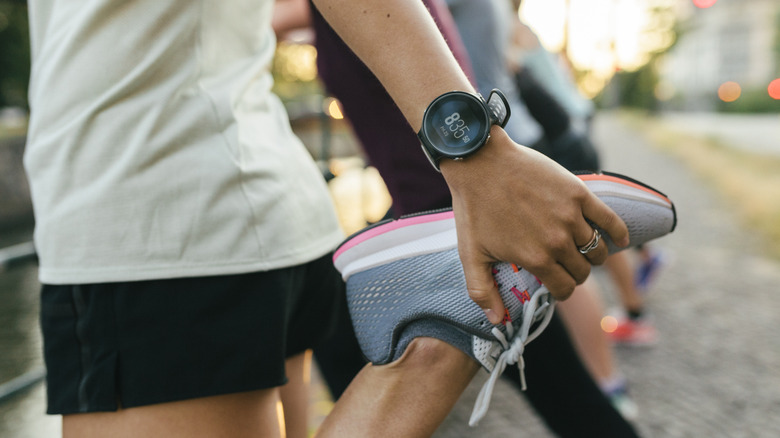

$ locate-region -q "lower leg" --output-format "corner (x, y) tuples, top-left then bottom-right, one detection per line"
(280, 350), (314, 438)
(605, 252), (644, 314)
(556, 281), (617, 384)
(603, 252), (658, 346)
(315, 337), (480, 438)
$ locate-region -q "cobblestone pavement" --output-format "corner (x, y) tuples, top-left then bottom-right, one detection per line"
(428, 112), (780, 437)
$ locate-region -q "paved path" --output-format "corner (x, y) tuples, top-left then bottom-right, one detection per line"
(429, 112), (780, 437)
(658, 112), (780, 157)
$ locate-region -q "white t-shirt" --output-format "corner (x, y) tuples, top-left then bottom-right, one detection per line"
(25, 0), (344, 284)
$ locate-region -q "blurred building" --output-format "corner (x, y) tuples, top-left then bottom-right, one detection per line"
(659, 0), (780, 110)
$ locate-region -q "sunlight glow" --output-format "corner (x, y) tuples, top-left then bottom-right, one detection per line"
(518, 0), (673, 98)
(520, 0), (649, 73)
(519, 0), (567, 52)
(276, 400), (287, 438)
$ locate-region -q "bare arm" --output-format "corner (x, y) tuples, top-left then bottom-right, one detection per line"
(272, 0), (313, 38)
(312, 0), (471, 125)
(313, 0), (628, 322)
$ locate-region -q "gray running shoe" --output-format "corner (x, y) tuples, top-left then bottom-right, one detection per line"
(332, 171), (676, 425)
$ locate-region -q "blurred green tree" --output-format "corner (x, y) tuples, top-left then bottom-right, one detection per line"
(612, 56), (663, 111)
(594, 0), (678, 111)
(0, 0), (30, 109)
(774, 9), (780, 75)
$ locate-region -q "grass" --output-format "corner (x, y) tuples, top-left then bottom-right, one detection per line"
(622, 111), (780, 259)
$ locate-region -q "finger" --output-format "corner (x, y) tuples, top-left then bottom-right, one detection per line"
(531, 261), (578, 301)
(581, 193), (630, 248)
(582, 237), (609, 265)
(556, 241), (593, 284)
(574, 226), (608, 266)
(460, 258), (506, 325)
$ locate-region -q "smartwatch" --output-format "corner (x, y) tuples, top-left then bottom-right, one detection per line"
(418, 89), (511, 172)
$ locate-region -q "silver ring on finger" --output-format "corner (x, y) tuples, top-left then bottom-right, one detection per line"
(578, 229), (601, 255)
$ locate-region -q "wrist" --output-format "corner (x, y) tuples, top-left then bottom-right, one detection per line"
(440, 126), (513, 186)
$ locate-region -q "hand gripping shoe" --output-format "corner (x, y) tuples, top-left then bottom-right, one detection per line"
(332, 171), (676, 426)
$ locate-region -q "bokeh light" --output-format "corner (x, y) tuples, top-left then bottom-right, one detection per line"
(768, 78), (780, 100)
(717, 81), (741, 102)
(654, 80), (676, 101)
(326, 98), (344, 120)
(692, 0), (717, 8)
(273, 42), (318, 83)
(601, 316), (618, 333)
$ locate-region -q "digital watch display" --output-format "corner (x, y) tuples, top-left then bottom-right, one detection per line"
(423, 93), (487, 155)
(418, 89), (510, 172)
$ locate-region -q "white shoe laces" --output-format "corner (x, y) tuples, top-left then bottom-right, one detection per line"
(469, 286), (555, 426)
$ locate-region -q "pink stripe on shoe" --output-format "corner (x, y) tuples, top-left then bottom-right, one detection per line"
(333, 211), (455, 261)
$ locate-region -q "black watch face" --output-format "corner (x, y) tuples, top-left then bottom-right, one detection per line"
(422, 92), (489, 157)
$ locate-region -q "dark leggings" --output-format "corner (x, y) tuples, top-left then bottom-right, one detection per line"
(515, 68), (601, 173)
(310, 2), (638, 436)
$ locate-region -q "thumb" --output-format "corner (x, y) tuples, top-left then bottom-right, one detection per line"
(462, 259), (506, 325)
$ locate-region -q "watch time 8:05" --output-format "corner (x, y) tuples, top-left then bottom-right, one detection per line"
(418, 89), (510, 171)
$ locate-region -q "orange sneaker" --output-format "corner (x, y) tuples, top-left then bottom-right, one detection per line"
(603, 314), (658, 346)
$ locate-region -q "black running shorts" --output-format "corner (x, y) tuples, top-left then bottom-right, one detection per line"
(40, 252), (343, 414)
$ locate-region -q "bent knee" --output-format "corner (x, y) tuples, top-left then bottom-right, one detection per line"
(393, 337), (478, 374)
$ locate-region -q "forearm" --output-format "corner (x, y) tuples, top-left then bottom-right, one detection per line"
(272, 0), (312, 37)
(312, 0), (473, 131)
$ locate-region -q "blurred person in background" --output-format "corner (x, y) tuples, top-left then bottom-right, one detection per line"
(509, 9), (663, 350)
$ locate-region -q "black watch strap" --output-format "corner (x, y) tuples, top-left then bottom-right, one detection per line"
(486, 89), (510, 128)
